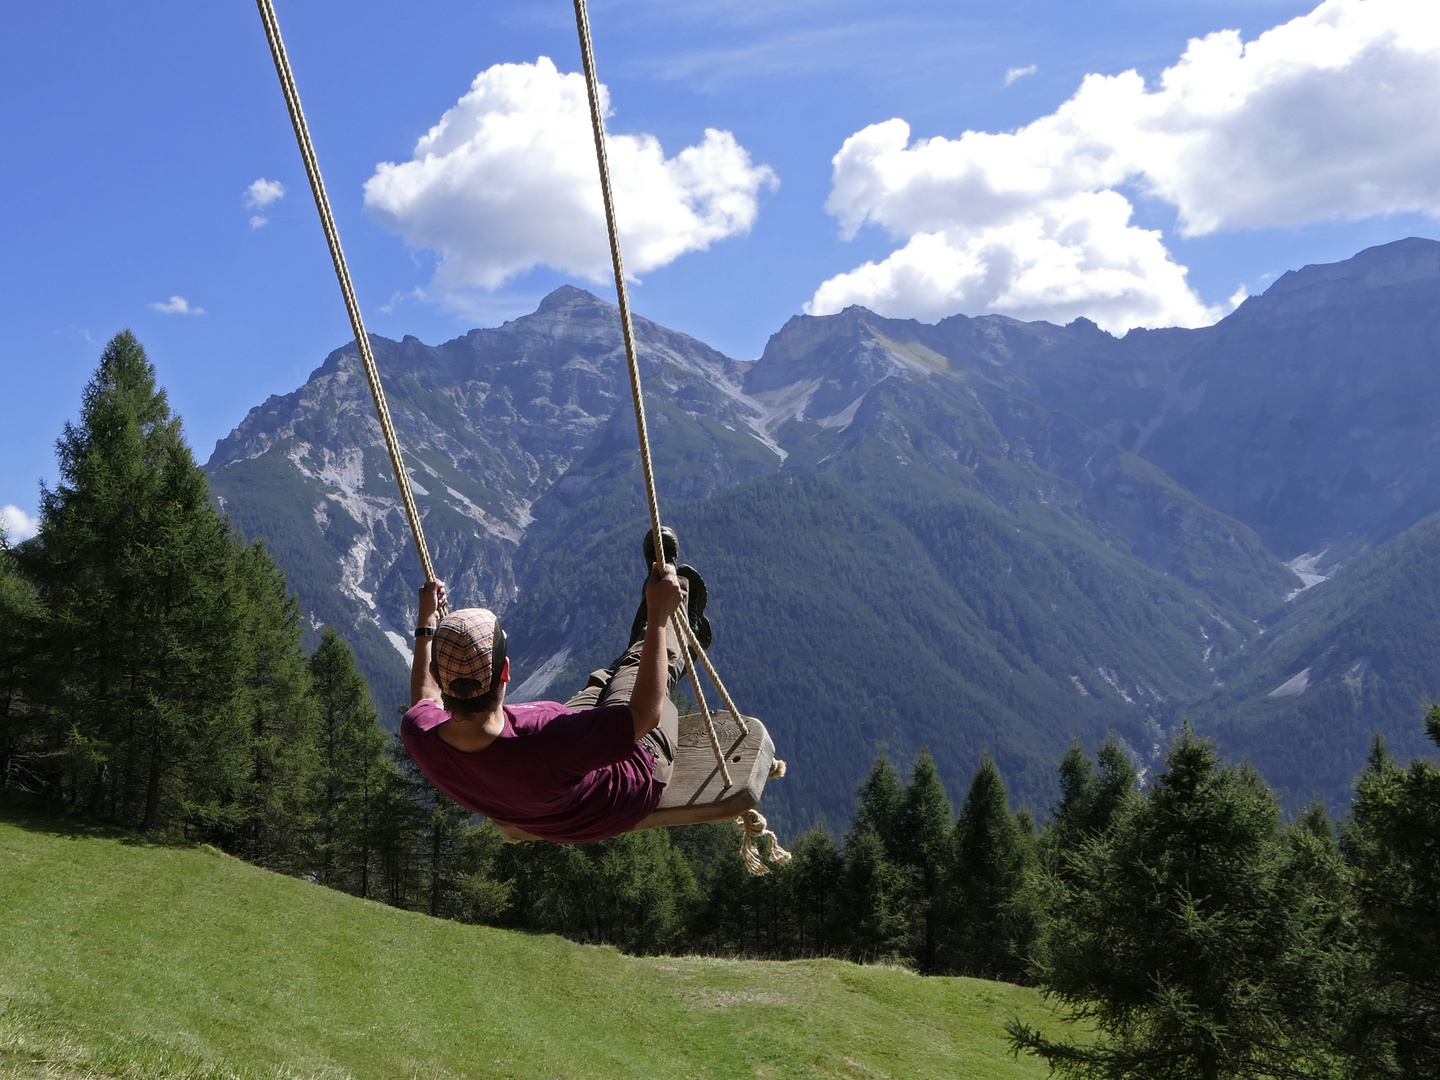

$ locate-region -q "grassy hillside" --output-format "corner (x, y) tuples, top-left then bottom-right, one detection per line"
(0, 810), (1061, 1079)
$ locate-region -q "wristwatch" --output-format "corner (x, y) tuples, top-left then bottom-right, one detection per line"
(415, 625), (438, 638)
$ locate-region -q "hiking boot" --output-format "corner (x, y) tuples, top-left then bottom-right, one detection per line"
(677, 564), (712, 651)
(627, 561), (713, 652)
(643, 526), (680, 568)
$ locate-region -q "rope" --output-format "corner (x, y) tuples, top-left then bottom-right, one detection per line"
(571, 0), (738, 783)
(737, 810), (792, 876)
(259, 0), (783, 870)
(572, 0), (664, 555)
(674, 617), (750, 738)
(675, 623), (732, 789)
(255, 0), (442, 610)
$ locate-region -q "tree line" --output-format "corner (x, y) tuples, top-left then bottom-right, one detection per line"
(2, 332), (1437, 1079)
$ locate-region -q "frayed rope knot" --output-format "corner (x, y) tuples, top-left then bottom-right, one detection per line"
(736, 808), (792, 876)
(769, 758), (786, 779)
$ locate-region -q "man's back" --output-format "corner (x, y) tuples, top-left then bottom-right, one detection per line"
(401, 699), (664, 843)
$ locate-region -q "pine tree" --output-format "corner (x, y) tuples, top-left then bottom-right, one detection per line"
(308, 625), (388, 896)
(853, 751), (907, 861)
(19, 331), (247, 831)
(841, 751), (912, 962)
(1012, 726), (1351, 1080)
(503, 829), (698, 954)
(1344, 713), (1440, 1079)
(902, 750), (953, 973)
(840, 824), (910, 963)
(1047, 738), (1137, 876)
(776, 824), (844, 958)
(0, 537), (44, 796)
(393, 745), (486, 918)
(443, 818), (512, 925)
(946, 753), (1036, 981)
(231, 541), (319, 872)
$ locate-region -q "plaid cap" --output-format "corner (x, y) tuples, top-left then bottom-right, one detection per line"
(434, 607), (502, 699)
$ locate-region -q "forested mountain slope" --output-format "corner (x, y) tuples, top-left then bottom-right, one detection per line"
(208, 289), (1293, 825)
(205, 239), (1440, 823)
(1192, 512), (1440, 807)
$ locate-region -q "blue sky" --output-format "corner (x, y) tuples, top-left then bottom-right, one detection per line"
(4, 0), (1438, 538)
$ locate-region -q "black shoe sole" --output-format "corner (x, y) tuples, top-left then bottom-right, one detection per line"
(643, 526), (680, 567)
(627, 562), (712, 651)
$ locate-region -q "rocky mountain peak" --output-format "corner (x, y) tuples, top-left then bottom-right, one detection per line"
(534, 284), (605, 314)
(1227, 236), (1440, 324)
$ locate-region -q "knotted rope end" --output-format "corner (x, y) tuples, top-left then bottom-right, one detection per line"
(736, 808), (792, 876)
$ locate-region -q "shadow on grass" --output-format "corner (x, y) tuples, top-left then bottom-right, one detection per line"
(0, 794), (176, 848)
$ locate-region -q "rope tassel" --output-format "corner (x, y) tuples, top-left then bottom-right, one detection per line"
(737, 810), (792, 876)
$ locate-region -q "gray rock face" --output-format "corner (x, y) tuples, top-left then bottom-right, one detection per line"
(208, 287), (780, 709)
(206, 238), (1440, 823)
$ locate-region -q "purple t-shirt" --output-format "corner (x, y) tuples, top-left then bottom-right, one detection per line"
(400, 699), (664, 843)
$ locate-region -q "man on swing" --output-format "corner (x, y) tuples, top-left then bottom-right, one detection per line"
(401, 529), (710, 843)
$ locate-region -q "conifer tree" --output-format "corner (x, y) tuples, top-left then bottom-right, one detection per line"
(1344, 713), (1440, 1079)
(20, 331), (247, 831)
(0, 536), (44, 796)
(853, 751), (907, 861)
(842, 752), (912, 962)
(1047, 738), (1137, 876)
(308, 626), (388, 896)
(392, 745), (487, 917)
(779, 824), (844, 957)
(1013, 726), (1351, 1080)
(503, 829), (698, 954)
(902, 750), (953, 972)
(231, 541), (320, 872)
(946, 753), (1036, 981)
(840, 824), (910, 962)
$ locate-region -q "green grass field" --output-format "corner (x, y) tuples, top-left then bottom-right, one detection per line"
(0, 810), (1064, 1079)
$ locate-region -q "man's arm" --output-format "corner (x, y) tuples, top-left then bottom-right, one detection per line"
(628, 562), (684, 741)
(411, 579), (447, 707)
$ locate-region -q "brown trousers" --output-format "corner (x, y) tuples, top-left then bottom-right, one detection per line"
(563, 621), (685, 787)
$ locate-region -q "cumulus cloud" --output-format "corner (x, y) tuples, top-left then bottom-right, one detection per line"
(1004, 65), (1036, 86)
(811, 0), (1440, 332)
(363, 57), (777, 291)
(245, 178), (285, 208)
(149, 296), (204, 316)
(2, 505), (39, 542)
(812, 190), (1221, 328)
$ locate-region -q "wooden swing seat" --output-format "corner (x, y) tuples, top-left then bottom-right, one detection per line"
(494, 710), (774, 843)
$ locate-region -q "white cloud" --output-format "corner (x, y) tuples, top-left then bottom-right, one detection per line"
(149, 295), (205, 316)
(363, 57), (777, 292)
(2, 505), (39, 542)
(811, 191), (1222, 329)
(249, 215), (269, 229)
(1004, 65), (1037, 86)
(244, 178), (285, 209)
(812, 0), (1440, 332)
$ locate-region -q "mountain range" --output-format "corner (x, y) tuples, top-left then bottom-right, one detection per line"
(206, 237), (1440, 828)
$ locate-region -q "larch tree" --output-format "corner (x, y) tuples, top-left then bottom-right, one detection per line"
(0, 535), (44, 796)
(231, 540), (320, 873)
(19, 331), (247, 831)
(307, 625), (388, 896)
